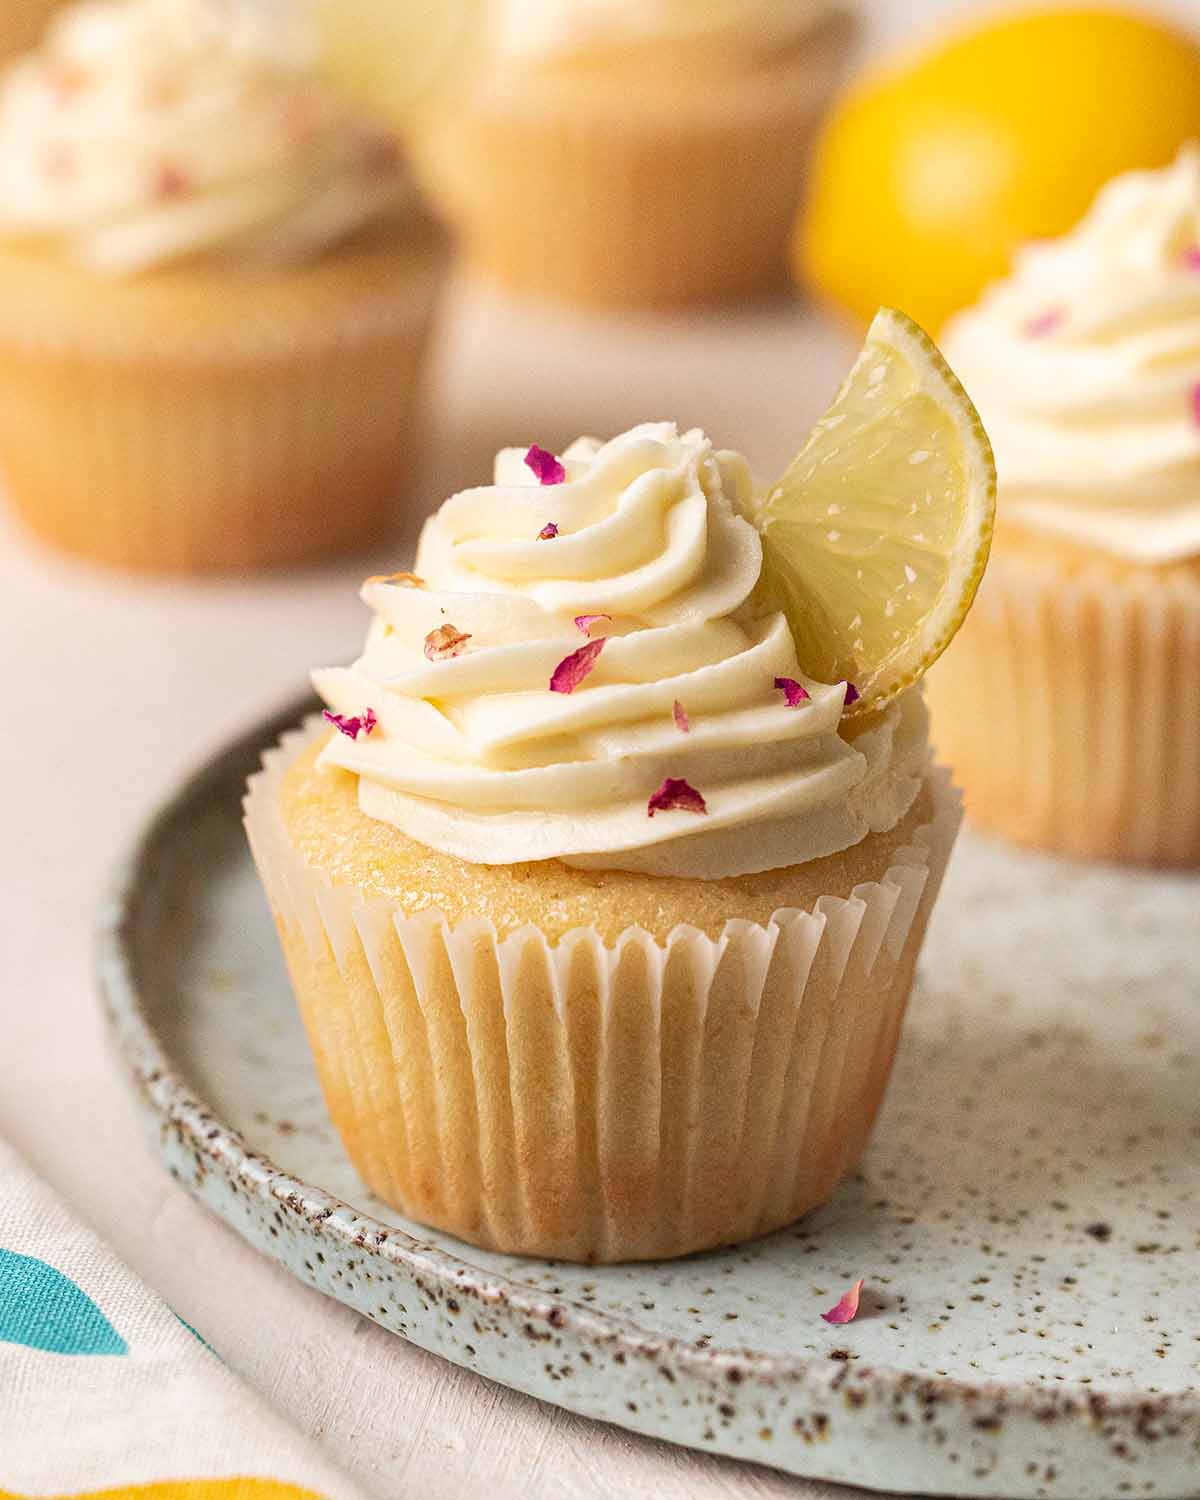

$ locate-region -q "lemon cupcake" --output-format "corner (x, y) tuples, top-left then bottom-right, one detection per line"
(246, 312), (993, 1262)
(406, 0), (853, 309)
(0, 0), (446, 573)
(0, 1), (64, 62)
(928, 149), (1200, 866)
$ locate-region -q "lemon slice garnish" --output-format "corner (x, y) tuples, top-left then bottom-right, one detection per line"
(756, 308), (996, 716)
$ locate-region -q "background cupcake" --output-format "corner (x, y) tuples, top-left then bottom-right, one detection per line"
(407, 0), (854, 309)
(927, 149), (1200, 865)
(0, 0), (446, 573)
(0, 0), (64, 62)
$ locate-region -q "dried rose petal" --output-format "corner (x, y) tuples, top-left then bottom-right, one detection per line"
(424, 624), (471, 660)
(525, 445), (567, 486)
(647, 777), (707, 817)
(843, 682), (861, 707)
(144, 73), (183, 109)
(537, 522), (560, 540)
(361, 130), (402, 177)
(673, 700), (690, 733)
(549, 637), (605, 694)
(1192, 383), (1200, 429)
(574, 613), (610, 635)
(774, 676), (811, 708)
(46, 62), (88, 99)
(821, 1279), (864, 1326)
(155, 160), (191, 200)
(1024, 309), (1063, 338)
(1184, 246), (1200, 271)
(365, 571), (425, 588)
(323, 707), (378, 741)
(43, 142), (76, 180)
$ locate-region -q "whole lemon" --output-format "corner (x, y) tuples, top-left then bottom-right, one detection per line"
(798, 7), (1200, 332)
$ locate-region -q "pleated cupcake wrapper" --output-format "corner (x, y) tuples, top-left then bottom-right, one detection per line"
(410, 17), (851, 308)
(245, 722), (961, 1263)
(0, 262), (442, 573)
(927, 552), (1200, 866)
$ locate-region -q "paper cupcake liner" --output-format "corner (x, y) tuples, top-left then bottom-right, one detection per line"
(244, 722), (961, 1263)
(409, 17), (851, 309)
(0, 249), (444, 573)
(926, 549), (1200, 866)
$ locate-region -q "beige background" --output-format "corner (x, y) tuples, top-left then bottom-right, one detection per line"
(2, 1), (1200, 1496)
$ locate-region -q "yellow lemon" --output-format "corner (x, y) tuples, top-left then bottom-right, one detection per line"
(798, 7), (1200, 332)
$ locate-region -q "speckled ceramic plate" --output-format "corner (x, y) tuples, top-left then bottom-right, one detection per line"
(98, 696), (1200, 1500)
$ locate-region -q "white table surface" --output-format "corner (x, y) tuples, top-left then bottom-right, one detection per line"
(0, 275), (877, 1498)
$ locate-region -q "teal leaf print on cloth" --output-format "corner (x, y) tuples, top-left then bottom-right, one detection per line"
(0, 1248), (127, 1355)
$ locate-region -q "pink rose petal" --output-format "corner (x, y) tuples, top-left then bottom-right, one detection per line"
(842, 682), (861, 708)
(46, 61), (88, 100)
(360, 130), (403, 177)
(574, 613), (610, 635)
(821, 1279), (864, 1326)
(550, 637), (606, 694)
(1024, 308), (1063, 338)
(774, 676), (811, 707)
(323, 707), (378, 741)
(43, 142), (76, 180)
(424, 624), (471, 660)
(155, 160), (191, 200)
(647, 777), (707, 818)
(1192, 383), (1200, 429)
(673, 700), (690, 733)
(525, 445), (566, 485)
(537, 522), (560, 540)
(1183, 246), (1200, 271)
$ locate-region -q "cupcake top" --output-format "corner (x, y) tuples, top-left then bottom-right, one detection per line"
(314, 423), (929, 879)
(494, 0), (841, 69)
(0, 0), (413, 275)
(941, 147), (1200, 564)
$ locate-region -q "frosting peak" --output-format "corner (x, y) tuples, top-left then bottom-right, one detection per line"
(0, 0), (413, 275)
(942, 147), (1200, 563)
(315, 424), (928, 878)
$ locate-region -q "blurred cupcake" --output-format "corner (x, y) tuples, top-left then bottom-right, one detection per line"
(0, 0), (447, 573)
(0, 2), (64, 62)
(408, 0), (853, 309)
(928, 149), (1200, 865)
(245, 420), (965, 1262)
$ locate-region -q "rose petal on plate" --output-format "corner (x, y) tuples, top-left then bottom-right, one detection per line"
(821, 1279), (864, 1326)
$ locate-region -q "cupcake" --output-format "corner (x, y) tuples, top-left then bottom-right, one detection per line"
(928, 148), (1200, 866)
(246, 305), (994, 1262)
(407, 0), (854, 309)
(0, 0), (446, 573)
(0, 1), (64, 62)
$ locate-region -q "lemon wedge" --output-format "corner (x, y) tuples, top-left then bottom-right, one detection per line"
(314, 0), (485, 130)
(756, 308), (995, 716)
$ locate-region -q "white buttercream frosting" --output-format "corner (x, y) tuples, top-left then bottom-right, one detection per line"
(942, 147), (1200, 564)
(494, 0), (838, 63)
(0, 0), (412, 275)
(313, 423), (929, 878)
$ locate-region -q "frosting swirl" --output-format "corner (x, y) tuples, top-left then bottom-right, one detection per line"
(314, 423), (929, 878)
(942, 147), (1200, 564)
(0, 0), (412, 275)
(494, 0), (839, 66)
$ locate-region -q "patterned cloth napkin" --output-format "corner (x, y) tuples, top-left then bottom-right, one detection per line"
(0, 1138), (368, 1500)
